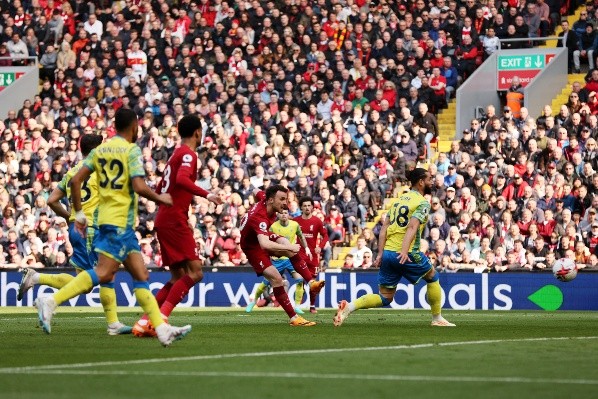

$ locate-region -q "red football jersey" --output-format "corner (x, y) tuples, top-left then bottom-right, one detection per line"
(294, 215), (329, 250)
(240, 191), (276, 251)
(155, 145), (209, 228)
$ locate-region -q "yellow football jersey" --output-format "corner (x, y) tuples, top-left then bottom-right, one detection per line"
(57, 160), (99, 224)
(83, 136), (145, 229)
(384, 190), (430, 253)
(270, 220), (301, 259)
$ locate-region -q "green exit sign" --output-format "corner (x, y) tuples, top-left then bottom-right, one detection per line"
(497, 55), (546, 70)
(0, 72), (15, 87)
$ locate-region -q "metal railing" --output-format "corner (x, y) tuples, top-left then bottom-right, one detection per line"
(498, 36), (563, 49)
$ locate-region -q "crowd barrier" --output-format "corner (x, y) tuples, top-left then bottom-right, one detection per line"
(1, 269), (596, 310)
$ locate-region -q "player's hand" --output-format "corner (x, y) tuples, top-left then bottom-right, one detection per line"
(397, 251), (410, 264)
(74, 210), (88, 237)
(207, 193), (223, 205)
(305, 248), (313, 260)
(158, 193), (173, 206)
(314, 247), (322, 255)
(373, 256), (382, 268)
(289, 243), (301, 254)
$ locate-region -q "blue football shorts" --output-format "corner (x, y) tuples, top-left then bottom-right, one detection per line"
(378, 250), (433, 288)
(94, 225), (140, 263)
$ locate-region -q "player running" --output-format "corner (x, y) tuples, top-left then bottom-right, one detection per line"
(334, 168), (455, 327)
(294, 196), (330, 313)
(132, 114), (222, 337)
(240, 185), (324, 326)
(245, 209), (310, 314)
(19, 134), (132, 336)
(34, 108), (192, 347)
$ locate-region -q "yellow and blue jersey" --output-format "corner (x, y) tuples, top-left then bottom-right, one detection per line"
(385, 190), (430, 253)
(57, 160), (99, 225)
(83, 136), (145, 229)
(270, 220), (301, 260)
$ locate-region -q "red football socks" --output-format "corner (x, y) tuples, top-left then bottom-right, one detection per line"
(161, 275), (195, 318)
(273, 286), (296, 318)
(155, 281), (173, 307)
(289, 254), (313, 282)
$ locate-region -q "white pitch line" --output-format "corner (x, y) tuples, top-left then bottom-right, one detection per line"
(1, 336), (596, 374)
(0, 369), (596, 386)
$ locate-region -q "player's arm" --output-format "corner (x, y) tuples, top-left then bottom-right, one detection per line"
(257, 233), (300, 257)
(47, 187), (70, 220)
(71, 164), (93, 232)
(373, 216), (390, 268)
(176, 161), (222, 204)
(397, 217), (420, 264)
(128, 145), (172, 206)
(296, 225), (312, 259)
(48, 175), (71, 220)
(132, 176), (173, 206)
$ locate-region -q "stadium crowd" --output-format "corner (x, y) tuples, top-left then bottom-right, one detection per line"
(0, 0), (595, 274)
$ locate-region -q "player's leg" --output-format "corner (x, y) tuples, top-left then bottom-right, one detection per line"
(423, 267), (456, 327)
(334, 250), (398, 327)
(22, 222), (89, 300)
(123, 252), (192, 346)
(281, 244), (325, 311)
(35, 252), (114, 334)
(160, 259), (203, 318)
(18, 268), (74, 301)
(80, 227), (131, 335)
(262, 265), (315, 326)
(246, 277), (269, 313)
(290, 271), (305, 314)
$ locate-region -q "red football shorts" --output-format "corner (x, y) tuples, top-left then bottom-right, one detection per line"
(156, 225), (200, 267)
(306, 252), (320, 274)
(243, 248), (274, 276)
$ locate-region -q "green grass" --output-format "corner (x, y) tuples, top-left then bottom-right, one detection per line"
(1, 308), (597, 399)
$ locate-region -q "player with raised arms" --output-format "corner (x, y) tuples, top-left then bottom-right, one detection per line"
(334, 168), (456, 327)
(19, 134), (132, 336)
(240, 185), (324, 326)
(132, 114), (222, 337)
(34, 108), (192, 346)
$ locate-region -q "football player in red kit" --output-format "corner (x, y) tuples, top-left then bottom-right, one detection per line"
(133, 114), (222, 337)
(240, 185), (325, 326)
(294, 197), (330, 313)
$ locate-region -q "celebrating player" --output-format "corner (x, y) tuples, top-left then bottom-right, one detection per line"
(294, 196), (330, 313)
(240, 185), (324, 326)
(19, 134), (132, 336)
(334, 168), (456, 327)
(133, 114), (222, 337)
(34, 108), (192, 346)
(245, 209), (310, 314)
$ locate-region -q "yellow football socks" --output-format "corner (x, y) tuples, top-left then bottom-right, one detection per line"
(254, 282), (267, 302)
(38, 274), (74, 289)
(100, 286), (119, 325)
(53, 271), (94, 305)
(135, 287), (164, 328)
(427, 280), (442, 316)
(294, 282), (304, 306)
(354, 293), (384, 310)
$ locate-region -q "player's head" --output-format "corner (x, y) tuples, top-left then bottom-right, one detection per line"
(177, 114), (202, 142)
(299, 196), (314, 216)
(277, 209), (290, 224)
(265, 184), (289, 212)
(114, 108), (139, 142)
(408, 167), (432, 194)
(79, 134), (103, 157)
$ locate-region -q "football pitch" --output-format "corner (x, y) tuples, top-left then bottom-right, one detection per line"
(0, 308), (597, 399)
